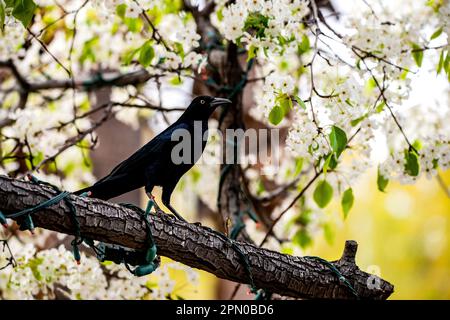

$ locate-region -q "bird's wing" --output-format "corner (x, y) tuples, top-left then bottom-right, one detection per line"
(96, 122), (189, 183)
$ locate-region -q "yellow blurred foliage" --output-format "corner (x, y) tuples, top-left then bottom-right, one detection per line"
(154, 169), (449, 300)
(312, 169), (450, 299)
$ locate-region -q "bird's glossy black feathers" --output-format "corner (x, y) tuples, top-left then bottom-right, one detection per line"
(75, 96), (231, 220)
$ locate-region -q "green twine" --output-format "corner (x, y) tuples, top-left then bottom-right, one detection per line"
(3, 175), (159, 276)
(218, 58), (255, 126)
(217, 164), (233, 207)
(6, 191), (70, 219)
(0, 211), (8, 229)
(212, 228), (257, 294)
(18, 214), (35, 232)
(229, 220), (245, 240)
(6, 175), (83, 262)
(254, 289), (272, 300)
(229, 209), (259, 241)
(97, 201), (160, 277)
(305, 256), (359, 299)
(230, 239), (257, 293)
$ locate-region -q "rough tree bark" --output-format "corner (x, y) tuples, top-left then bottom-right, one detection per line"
(0, 176), (394, 299)
(217, 43), (247, 237)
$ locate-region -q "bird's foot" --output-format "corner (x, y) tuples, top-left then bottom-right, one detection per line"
(146, 192), (164, 214)
(193, 221), (202, 226)
(166, 214), (177, 220)
(171, 211), (188, 223)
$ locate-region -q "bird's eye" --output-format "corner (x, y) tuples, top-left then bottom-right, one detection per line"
(200, 99), (205, 104)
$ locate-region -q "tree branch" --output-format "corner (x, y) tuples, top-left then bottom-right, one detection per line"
(0, 63), (154, 92)
(0, 176), (394, 299)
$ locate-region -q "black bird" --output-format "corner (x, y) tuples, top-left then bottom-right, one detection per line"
(75, 96), (231, 221)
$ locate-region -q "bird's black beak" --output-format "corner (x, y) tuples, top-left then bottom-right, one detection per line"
(210, 97), (232, 108)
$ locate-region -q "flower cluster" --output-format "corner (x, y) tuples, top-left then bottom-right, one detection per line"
(255, 73), (296, 118)
(0, 17), (26, 60)
(0, 235), (200, 300)
(215, 0), (310, 43)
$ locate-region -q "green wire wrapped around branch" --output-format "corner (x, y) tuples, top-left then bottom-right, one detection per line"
(2, 174), (160, 276)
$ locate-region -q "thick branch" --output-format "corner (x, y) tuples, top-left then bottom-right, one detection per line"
(0, 176), (393, 299)
(0, 61), (153, 92)
(28, 69), (154, 92)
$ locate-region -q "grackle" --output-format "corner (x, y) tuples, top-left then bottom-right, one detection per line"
(75, 96), (231, 222)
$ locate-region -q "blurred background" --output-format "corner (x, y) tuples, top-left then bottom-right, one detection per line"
(162, 169), (450, 300)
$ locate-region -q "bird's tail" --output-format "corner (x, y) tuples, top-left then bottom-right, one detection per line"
(73, 175), (131, 200)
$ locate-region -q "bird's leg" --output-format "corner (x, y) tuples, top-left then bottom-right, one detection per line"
(161, 187), (187, 222)
(163, 202), (187, 223)
(145, 192), (164, 214)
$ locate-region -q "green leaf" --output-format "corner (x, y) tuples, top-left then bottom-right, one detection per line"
(412, 139), (423, 151)
(328, 153), (338, 169)
(323, 153), (332, 175)
(247, 44), (257, 61)
(244, 12), (268, 39)
(411, 43), (424, 67)
(323, 223), (334, 245)
(437, 50), (444, 74)
(404, 149), (420, 176)
(365, 77), (376, 93)
(294, 209), (312, 226)
(377, 166), (389, 192)
(216, 7), (224, 21)
(124, 17), (143, 33)
(426, 0), (443, 12)
(279, 95), (293, 115)
(341, 188), (354, 219)
(0, 0), (5, 32)
(350, 115), (367, 127)
(116, 3), (127, 18)
(280, 245), (294, 255)
(138, 42), (154, 67)
(268, 105), (284, 125)
(293, 157), (304, 176)
(27, 257), (43, 281)
(256, 179), (265, 196)
(79, 98), (90, 112)
(293, 229), (312, 249)
(329, 125), (348, 158)
(344, 98), (354, 107)
(174, 41), (185, 58)
(294, 95), (306, 109)
(430, 27), (443, 40)
(298, 34), (310, 54)
(400, 68), (409, 80)
(278, 35), (287, 46)
(79, 36), (99, 65)
(375, 101), (386, 113)
(432, 158), (439, 169)
(444, 52), (450, 74)
(191, 169), (201, 183)
(123, 47), (140, 65)
(9, 0), (36, 27)
(313, 180), (333, 208)
(169, 75), (183, 85)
